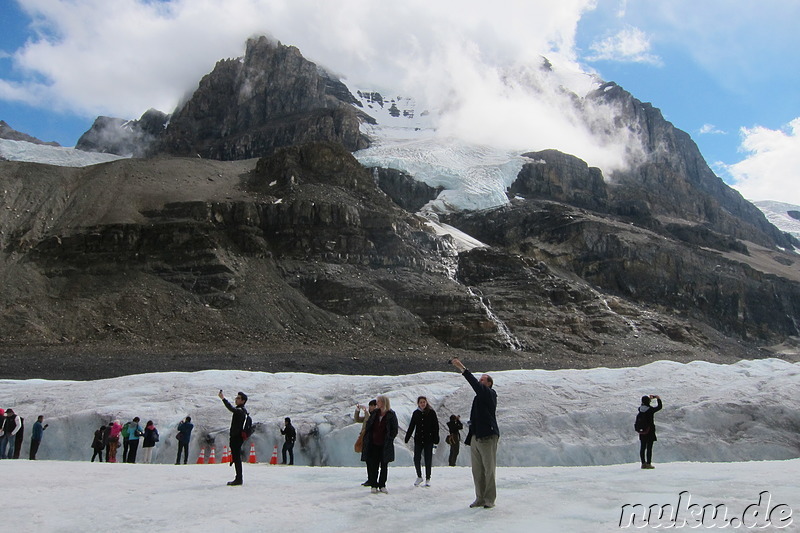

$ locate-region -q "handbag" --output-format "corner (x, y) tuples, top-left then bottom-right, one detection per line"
(354, 429), (365, 453)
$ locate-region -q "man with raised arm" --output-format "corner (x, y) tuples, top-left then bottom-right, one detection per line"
(219, 390), (248, 486)
(450, 358), (499, 509)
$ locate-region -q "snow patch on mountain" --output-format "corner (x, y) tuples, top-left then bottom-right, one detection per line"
(754, 200), (800, 240)
(0, 138), (128, 167)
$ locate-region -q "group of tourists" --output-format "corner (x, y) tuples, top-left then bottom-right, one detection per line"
(345, 357), (500, 507)
(89, 416), (193, 464)
(5, 356), (663, 511)
(0, 409), (47, 460)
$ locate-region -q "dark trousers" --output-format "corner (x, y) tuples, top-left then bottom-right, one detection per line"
(366, 446), (389, 488)
(123, 439), (130, 461)
(91, 448), (104, 462)
(230, 437), (243, 481)
(176, 442), (189, 464)
(126, 440), (139, 463)
(282, 441), (294, 465)
(448, 439), (460, 466)
(413, 441), (434, 479)
(29, 439), (41, 460)
(640, 439), (654, 464)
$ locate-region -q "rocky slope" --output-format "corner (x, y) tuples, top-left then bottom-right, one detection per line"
(1, 38), (799, 379)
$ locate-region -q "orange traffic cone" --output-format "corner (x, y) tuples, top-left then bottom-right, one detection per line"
(208, 447), (217, 464)
(222, 445), (230, 464)
(269, 444), (278, 465)
(196, 447), (206, 464)
(248, 442), (258, 464)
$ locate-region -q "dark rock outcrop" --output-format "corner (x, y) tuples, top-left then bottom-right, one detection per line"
(76, 109), (169, 157)
(158, 36), (368, 159)
(370, 167), (443, 212)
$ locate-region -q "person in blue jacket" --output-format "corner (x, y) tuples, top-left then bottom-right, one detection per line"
(125, 417), (144, 463)
(450, 358), (499, 509)
(29, 415), (48, 460)
(175, 416), (193, 465)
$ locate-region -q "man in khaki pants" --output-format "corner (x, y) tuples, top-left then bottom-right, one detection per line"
(450, 358), (500, 508)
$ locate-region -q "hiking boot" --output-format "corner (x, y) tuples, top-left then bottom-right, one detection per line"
(642, 463), (655, 469)
(483, 503), (496, 509)
(414, 477), (424, 486)
(371, 487), (379, 494)
(469, 501), (485, 508)
(227, 479), (243, 486)
(361, 481), (370, 486)
(379, 487), (389, 494)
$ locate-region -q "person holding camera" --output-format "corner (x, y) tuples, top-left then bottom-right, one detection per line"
(219, 390), (248, 486)
(636, 394), (663, 469)
(446, 414), (463, 467)
(450, 358), (499, 509)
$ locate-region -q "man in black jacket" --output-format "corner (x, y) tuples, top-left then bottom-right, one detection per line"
(219, 390), (248, 486)
(450, 358), (499, 509)
(281, 417), (296, 465)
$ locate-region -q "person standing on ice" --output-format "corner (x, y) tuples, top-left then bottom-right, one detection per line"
(446, 414), (463, 467)
(280, 417), (296, 465)
(404, 396), (440, 487)
(107, 420), (122, 462)
(125, 417), (144, 463)
(354, 399), (377, 486)
(91, 425), (106, 462)
(636, 394), (662, 469)
(360, 395), (398, 494)
(449, 358), (499, 509)
(0, 408), (21, 459)
(142, 420), (159, 463)
(175, 416), (193, 465)
(29, 415), (47, 460)
(219, 390), (248, 486)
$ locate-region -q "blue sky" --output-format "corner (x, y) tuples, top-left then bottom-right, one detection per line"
(1, 0), (798, 203)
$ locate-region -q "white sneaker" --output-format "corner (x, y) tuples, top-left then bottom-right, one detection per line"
(379, 487), (389, 494)
(424, 479), (431, 487)
(371, 487), (378, 494)
(414, 477), (424, 486)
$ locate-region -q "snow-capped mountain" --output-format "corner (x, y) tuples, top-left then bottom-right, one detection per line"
(754, 200), (800, 240)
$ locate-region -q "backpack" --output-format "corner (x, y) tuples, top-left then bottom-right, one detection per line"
(241, 410), (254, 440)
(634, 410), (650, 434)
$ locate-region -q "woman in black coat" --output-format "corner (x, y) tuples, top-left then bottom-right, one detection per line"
(360, 395), (398, 494)
(636, 395), (662, 469)
(404, 396), (440, 486)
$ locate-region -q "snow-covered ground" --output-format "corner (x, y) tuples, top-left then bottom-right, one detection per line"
(5, 459), (798, 532)
(3, 358), (799, 531)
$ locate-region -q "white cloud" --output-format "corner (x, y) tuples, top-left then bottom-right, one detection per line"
(727, 118), (800, 204)
(585, 27), (661, 65)
(3, 0), (652, 175)
(4, 0), (596, 118)
(699, 124), (726, 135)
